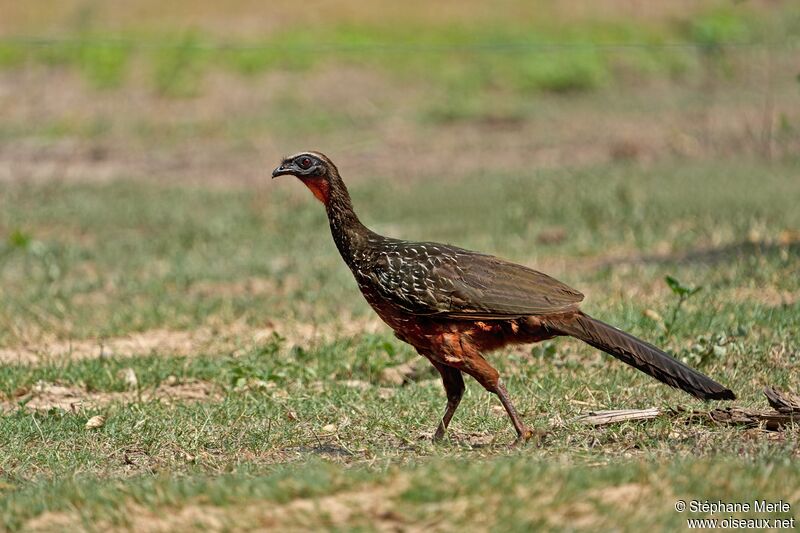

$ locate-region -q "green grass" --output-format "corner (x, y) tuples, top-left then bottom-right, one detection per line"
(0, 155), (798, 529)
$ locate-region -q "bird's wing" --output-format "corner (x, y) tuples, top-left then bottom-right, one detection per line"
(368, 242), (583, 319)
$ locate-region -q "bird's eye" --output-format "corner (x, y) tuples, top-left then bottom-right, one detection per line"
(298, 157), (313, 170)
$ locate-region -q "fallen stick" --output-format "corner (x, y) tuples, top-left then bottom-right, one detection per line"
(764, 386), (800, 413)
(574, 387), (800, 431)
(575, 408), (664, 425)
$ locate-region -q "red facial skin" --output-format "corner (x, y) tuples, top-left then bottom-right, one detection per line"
(300, 176), (330, 204)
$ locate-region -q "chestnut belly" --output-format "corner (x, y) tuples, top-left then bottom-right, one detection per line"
(365, 296), (557, 355)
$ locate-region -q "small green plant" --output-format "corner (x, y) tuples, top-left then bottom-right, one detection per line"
(226, 335), (284, 389)
(689, 11), (750, 51)
(514, 49), (610, 94)
(531, 341), (557, 359)
(679, 332), (737, 367)
(663, 275), (703, 339)
(78, 41), (131, 89)
(7, 228), (33, 249)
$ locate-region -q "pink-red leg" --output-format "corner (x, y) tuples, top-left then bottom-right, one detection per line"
(430, 361), (465, 441)
(434, 332), (537, 445)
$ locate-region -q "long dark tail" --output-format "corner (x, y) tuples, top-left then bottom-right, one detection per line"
(544, 312), (735, 401)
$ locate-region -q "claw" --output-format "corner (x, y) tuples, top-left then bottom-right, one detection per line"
(511, 428), (547, 448)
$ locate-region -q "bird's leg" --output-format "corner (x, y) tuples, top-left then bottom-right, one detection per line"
(430, 362), (465, 441)
(492, 380), (536, 446)
(437, 332), (537, 445)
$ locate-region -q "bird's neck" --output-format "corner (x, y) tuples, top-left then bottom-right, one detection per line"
(324, 174), (371, 264)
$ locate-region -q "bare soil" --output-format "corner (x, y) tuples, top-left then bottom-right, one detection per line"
(0, 316), (384, 365)
(3, 378), (220, 413)
(21, 477), (412, 532)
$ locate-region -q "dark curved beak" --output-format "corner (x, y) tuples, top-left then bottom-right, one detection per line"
(272, 163), (295, 178)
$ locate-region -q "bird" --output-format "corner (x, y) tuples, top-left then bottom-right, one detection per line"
(272, 151), (735, 445)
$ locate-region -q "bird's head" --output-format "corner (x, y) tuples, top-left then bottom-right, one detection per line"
(272, 151), (338, 204)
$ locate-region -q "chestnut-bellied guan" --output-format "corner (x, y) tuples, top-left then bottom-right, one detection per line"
(272, 151), (735, 445)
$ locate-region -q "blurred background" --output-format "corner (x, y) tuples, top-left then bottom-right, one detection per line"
(2, 0), (798, 186)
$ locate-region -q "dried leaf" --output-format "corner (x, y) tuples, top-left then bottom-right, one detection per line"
(765, 387), (800, 413)
(536, 226), (567, 245)
(643, 309), (663, 322)
(377, 388), (396, 399)
(117, 367), (138, 389)
(85, 415), (106, 429)
(379, 359), (435, 386)
(341, 380), (371, 390)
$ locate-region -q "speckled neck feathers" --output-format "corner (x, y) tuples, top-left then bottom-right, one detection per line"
(323, 170), (372, 267)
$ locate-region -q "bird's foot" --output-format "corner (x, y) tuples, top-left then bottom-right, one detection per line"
(417, 428), (447, 442)
(511, 427), (547, 448)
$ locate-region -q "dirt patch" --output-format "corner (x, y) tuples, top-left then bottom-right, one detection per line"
(587, 482), (651, 509)
(23, 477), (413, 532)
(3, 378), (220, 413)
(543, 482), (653, 529)
(379, 359), (438, 386)
(22, 506), (227, 533)
(186, 276), (289, 298)
(0, 328), (206, 365)
(725, 287), (799, 308)
(258, 480), (410, 531)
(118, 504), (229, 533)
(20, 511), (82, 533)
(0, 316), (385, 365)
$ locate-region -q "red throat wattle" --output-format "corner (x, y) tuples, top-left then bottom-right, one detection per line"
(299, 176), (330, 204)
